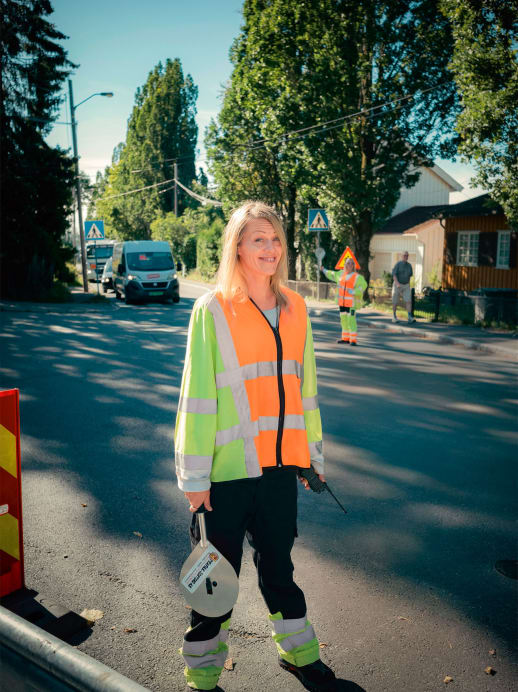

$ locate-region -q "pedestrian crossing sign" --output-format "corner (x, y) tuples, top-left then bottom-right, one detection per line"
(335, 246), (360, 270)
(308, 209), (329, 231)
(84, 220), (105, 240)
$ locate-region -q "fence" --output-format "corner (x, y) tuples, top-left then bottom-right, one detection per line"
(287, 279), (518, 325)
(370, 287), (518, 325)
(287, 280), (337, 301)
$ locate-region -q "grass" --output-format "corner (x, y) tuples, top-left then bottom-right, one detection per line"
(184, 270), (216, 284)
(66, 261), (82, 287)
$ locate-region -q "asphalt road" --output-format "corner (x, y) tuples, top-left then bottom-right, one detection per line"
(1, 281), (517, 692)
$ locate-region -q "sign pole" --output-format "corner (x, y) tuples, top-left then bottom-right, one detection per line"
(308, 209), (329, 302)
(316, 231), (321, 301)
(94, 239), (99, 295)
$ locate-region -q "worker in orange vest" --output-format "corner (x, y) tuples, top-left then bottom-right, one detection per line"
(321, 257), (367, 344)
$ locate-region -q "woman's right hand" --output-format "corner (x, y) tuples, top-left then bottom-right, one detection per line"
(184, 490), (212, 513)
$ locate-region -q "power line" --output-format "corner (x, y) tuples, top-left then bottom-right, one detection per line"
(241, 83), (445, 152)
(131, 82), (444, 170)
(101, 177), (176, 200)
(175, 179), (223, 207)
(96, 81), (447, 203)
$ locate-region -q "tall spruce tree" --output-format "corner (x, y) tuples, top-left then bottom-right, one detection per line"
(207, 0), (459, 282)
(97, 59), (198, 240)
(1, 0), (75, 298)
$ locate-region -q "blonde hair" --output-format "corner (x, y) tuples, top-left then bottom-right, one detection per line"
(216, 201), (289, 309)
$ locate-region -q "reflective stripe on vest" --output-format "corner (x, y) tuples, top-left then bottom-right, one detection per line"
(208, 295), (262, 479)
(338, 271), (358, 307)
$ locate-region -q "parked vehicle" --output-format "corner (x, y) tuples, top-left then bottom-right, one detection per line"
(112, 240), (180, 304)
(78, 240), (115, 282)
(101, 257), (113, 293)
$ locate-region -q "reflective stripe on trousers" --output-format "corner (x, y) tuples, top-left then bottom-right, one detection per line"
(181, 618), (230, 690)
(269, 611), (320, 667)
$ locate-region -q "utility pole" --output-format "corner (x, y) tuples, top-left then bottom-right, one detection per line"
(69, 79), (88, 292)
(174, 162), (178, 217)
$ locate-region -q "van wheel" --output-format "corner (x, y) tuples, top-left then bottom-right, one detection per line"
(173, 296), (180, 303)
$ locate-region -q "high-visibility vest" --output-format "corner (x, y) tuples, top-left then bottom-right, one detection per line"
(175, 287), (323, 492)
(338, 271), (360, 307)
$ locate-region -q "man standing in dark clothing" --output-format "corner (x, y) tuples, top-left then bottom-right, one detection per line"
(392, 251), (415, 323)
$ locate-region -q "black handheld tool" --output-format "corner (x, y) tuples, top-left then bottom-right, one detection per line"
(299, 466), (348, 515)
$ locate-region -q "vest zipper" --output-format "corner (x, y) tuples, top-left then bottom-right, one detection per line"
(249, 299), (285, 467)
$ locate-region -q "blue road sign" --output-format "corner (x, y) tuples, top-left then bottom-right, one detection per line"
(308, 209), (329, 231)
(84, 220), (105, 240)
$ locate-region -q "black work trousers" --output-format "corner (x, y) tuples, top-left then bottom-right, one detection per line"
(185, 467), (307, 643)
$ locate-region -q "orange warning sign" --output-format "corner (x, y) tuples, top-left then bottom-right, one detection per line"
(0, 389), (24, 598)
(335, 246), (360, 270)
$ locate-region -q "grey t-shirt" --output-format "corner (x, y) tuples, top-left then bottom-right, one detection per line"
(263, 306), (279, 328)
(392, 260), (413, 285)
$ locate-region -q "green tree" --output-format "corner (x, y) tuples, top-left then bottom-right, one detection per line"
(1, 0), (76, 298)
(97, 59), (198, 239)
(206, 1), (322, 278)
(441, 0), (518, 228)
(309, 1), (459, 284)
(196, 218), (225, 279)
(207, 0), (459, 284)
(150, 213), (190, 264)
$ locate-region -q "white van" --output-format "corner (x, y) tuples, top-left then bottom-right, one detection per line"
(112, 240), (179, 304)
(79, 240), (115, 282)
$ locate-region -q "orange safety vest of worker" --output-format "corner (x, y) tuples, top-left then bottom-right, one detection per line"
(338, 271), (359, 308)
(216, 288), (311, 471)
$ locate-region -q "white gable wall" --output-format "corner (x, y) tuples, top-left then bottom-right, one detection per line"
(369, 234), (424, 291)
(393, 167), (451, 216)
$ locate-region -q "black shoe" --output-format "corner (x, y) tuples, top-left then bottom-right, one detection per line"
(350, 342), (357, 346)
(336, 339), (349, 344)
(279, 658), (336, 691)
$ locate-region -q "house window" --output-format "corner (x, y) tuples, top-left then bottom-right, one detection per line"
(496, 231), (511, 269)
(457, 231), (479, 267)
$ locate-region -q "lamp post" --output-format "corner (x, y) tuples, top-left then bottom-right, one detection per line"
(68, 79), (113, 292)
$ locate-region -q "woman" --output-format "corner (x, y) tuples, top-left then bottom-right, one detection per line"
(175, 201), (336, 691)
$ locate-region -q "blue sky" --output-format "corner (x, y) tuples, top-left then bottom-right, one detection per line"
(46, 0), (483, 201)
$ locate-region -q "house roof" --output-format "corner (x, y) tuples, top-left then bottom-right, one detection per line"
(435, 193), (504, 218)
(427, 164), (463, 192)
(377, 205), (445, 235)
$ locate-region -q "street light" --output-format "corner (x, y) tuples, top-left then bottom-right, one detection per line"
(68, 79), (113, 292)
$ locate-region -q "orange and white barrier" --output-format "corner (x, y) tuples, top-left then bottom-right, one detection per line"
(0, 389), (24, 598)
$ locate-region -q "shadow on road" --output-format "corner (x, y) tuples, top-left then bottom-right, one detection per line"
(1, 294), (516, 678)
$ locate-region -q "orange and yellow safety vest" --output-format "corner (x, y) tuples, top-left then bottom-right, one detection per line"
(174, 287), (324, 492)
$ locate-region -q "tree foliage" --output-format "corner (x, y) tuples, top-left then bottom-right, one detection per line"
(150, 213), (191, 267)
(97, 59), (198, 240)
(207, 0), (459, 282)
(1, 0), (75, 298)
(441, 0), (518, 228)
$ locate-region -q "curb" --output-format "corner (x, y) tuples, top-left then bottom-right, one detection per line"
(361, 319), (514, 357)
(0, 605), (150, 691)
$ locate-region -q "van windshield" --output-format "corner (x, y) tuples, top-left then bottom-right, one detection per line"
(87, 245), (114, 259)
(126, 251), (174, 271)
